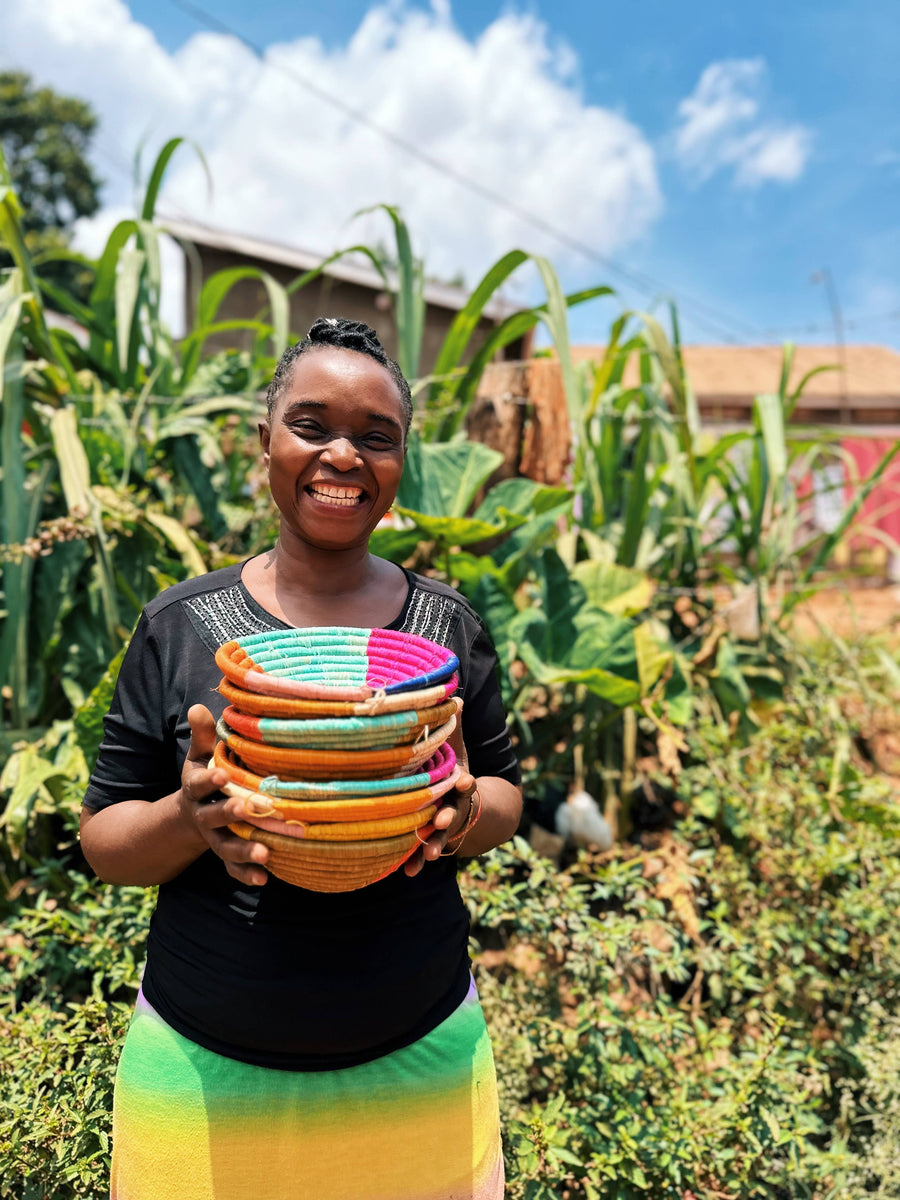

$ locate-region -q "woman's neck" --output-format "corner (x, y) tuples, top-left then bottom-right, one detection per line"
(242, 532), (408, 628)
(272, 530), (373, 595)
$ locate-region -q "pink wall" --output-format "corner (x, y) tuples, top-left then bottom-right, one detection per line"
(841, 437), (900, 548)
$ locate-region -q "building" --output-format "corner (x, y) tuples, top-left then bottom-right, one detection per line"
(161, 217), (530, 375)
(472, 343), (900, 575)
(570, 343), (900, 427)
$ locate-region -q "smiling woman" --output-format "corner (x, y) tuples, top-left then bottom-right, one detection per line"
(259, 325), (408, 557)
(78, 317), (522, 1200)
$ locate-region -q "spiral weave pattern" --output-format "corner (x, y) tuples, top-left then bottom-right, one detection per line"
(212, 628), (460, 892)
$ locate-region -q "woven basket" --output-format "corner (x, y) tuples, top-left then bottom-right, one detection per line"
(241, 803), (437, 842)
(217, 676), (459, 718)
(229, 821), (424, 892)
(220, 698), (456, 750)
(212, 740), (458, 804)
(215, 627), (458, 702)
(215, 713), (456, 781)
(215, 748), (461, 823)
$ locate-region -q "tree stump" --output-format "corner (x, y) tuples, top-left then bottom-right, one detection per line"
(465, 359), (570, 485)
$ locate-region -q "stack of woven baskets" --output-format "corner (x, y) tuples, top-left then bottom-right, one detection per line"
(211, 627), (461, 892)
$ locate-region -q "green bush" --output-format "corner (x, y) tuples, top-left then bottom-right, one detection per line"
(0, 842), (154, 1199)
(2, 647), (900, 1198)
(463, 652), (900, 1198)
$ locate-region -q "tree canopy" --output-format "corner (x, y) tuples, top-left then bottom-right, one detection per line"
(0, 70), (102, 232)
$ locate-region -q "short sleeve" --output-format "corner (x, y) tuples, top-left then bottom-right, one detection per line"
(459, 622), (521, 787)
(82, 612), (181, 810)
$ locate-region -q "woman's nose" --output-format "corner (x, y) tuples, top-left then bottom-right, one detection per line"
(320, 436), (361, 470)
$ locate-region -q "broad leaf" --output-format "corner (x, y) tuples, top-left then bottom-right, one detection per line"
(571, 561), (653, 616)
(395, 438), (503, 518)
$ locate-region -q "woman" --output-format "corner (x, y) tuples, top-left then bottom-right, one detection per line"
(80, 317), (523, 1200)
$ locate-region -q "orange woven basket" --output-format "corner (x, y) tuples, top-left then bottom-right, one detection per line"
(240, 804), (437, 842)
(215, 714), (456, 780)
(213, 744), (462, 823)
(229, 822), (424, 892)
(218, 676), (458, 719)
(220, 698), (457, 750)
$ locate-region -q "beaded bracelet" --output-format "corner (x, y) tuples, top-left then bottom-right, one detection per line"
(439, 787), (483, 856)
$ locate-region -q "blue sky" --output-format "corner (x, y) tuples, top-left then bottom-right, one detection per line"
(3, 0), (898, 349)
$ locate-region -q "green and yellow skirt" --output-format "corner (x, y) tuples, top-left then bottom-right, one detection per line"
(111, 979), (504, 1200)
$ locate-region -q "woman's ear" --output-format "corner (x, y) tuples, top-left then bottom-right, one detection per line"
(258, 419), (271, 466)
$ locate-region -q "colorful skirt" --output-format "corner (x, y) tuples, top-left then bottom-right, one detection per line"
(111, 979), (504, 1200)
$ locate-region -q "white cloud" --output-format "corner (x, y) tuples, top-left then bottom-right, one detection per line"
(0, 0), (662, 321)
(673, 58), (812, 188)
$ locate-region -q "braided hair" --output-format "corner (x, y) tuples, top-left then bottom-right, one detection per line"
(265, 317), (413, 434)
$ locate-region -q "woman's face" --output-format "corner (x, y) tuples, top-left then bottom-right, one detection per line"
(260, 347), (406, 553)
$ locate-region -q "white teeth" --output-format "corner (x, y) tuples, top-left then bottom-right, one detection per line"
(309, 484), (364, 507)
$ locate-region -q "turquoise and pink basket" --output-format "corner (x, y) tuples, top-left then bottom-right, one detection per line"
(212, 627), (461, 892)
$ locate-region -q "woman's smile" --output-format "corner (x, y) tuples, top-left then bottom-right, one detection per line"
(306, 482), (366, 508)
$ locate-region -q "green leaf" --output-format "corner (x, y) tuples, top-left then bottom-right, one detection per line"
(634, 621), (671, 694)
(395, 437), (503, 518)
(367, 525), (423, 563)
(428, 249), (528, 399)
(709, 636), (752, 715)
(0, 744), (65, 857)
(519, 642), (641, 705)
(753, 392), (787, 488)
(571, 561), (653, 616)
(50, 408), (92, 513)
(570, 607), (640, 681)
(74, 644), (128, 771)
(392, 507), (525, 547)
(540, 547), (582, 663)
(140, 136), (208, 221)
(355, 204), (424, 379)
(143, 510), (207, 576)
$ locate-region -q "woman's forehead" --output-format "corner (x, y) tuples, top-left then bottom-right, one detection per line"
(279, 347), (403, 414)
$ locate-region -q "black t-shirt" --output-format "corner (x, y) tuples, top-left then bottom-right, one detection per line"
(83, 563), (519, 1070)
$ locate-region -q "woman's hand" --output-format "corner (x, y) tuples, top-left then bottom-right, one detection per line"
(403, 700), (476, 877)
(178, 704), (271, 888)
(79, 704), (270, 888)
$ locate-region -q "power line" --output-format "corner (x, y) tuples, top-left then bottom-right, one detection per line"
(764, 308), (900, 337)
(165, 0), (766, 345)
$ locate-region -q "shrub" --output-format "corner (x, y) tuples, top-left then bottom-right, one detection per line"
(2, 646), (899, 1198)
(463, 650), (900, 1198)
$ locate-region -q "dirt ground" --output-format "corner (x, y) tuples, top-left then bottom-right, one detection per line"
(785, 583), (900, 788)
(786, 583), (900, 643)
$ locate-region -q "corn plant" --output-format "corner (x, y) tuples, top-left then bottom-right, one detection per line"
(360, 203), (612, 441)
(0, 140), (291, 736)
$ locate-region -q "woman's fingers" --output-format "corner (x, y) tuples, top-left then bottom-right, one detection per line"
(207, 826), (270, 887)
(182, 704), (229, 805)
(446, 699), (469, 774)
(403, 777), (477, 876)
(179, 705), (269, 884)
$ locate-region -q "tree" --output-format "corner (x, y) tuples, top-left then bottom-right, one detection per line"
(0, 70), (102, 300)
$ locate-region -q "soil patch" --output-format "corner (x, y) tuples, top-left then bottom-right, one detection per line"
(786, 584), (899, 643)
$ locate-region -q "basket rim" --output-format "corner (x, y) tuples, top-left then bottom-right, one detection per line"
(215, 712), (456, 780)
(220, 698), (457, 749)
(212, 740), (458, 798)
(215, 627), (459, 702)
(217, 675), (458, 718)
(217, 761), (462, 822)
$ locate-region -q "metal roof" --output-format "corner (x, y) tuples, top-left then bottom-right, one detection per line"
(160, 215), (521, 322)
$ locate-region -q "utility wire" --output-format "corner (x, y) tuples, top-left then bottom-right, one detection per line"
(166, 0), (768, 345)
(765, 309), (900, 337)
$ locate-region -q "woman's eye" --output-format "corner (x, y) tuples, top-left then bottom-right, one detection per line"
(292, 422), (327, 437)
